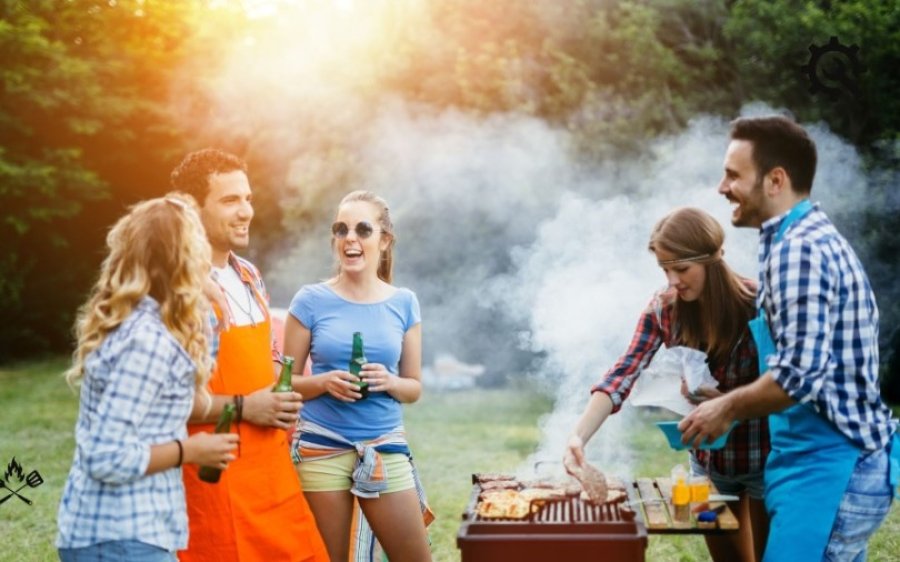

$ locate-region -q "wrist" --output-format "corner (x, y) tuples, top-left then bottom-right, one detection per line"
(232, 394), (244, 424)
(180, 437), (194, 465)
(174, 439), (184, 468)
(722, 392), (739, 421)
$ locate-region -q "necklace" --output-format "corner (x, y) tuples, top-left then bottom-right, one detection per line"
(213, 269), (257, 327)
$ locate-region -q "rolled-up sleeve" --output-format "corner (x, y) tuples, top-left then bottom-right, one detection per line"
(82, 331), (170, 483)
(767, 238), (834, 405)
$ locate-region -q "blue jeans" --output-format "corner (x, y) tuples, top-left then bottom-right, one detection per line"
(823, 446), (894, 561)
(690, 453), (766, 500)
(59, 540), (176, 562)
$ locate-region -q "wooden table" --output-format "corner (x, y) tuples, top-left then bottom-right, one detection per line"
(628, 477), (739, 533)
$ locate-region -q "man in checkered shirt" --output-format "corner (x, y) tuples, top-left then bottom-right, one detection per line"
(680, 115), (898, 561)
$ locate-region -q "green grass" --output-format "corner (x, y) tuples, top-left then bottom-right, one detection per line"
(0, 359), (77, 561)
(1, 360), (898, 562)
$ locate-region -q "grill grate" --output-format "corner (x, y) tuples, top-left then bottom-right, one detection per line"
(459, 475), (647, 562)
(532, 495), (632, 523)
(470, 494), (634, 524)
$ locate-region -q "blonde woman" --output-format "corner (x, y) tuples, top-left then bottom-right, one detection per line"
(565, 207), (770, 562)
(57, 194), (239, 562)
(283, 191), (432, 562)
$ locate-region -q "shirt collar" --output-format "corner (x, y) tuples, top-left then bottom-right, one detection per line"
(759, 200), (818, 245)
(226, 251), (256, 285)
(137, 295), (160, 313)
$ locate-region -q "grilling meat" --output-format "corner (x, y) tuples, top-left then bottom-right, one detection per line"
(475, 473), (517, 483)
(476, 490), (532, 519)
(479, 480), (522, 492)
(570, 461), (609, 504)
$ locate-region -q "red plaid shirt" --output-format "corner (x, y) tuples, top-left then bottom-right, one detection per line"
(209, 252), (281, 363)
(591, 284), (770, 476)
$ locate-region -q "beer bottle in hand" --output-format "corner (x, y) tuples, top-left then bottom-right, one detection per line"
(198, 403), (235, 484)
(349, 332), (369, 399)
(273, 356), (295, 392)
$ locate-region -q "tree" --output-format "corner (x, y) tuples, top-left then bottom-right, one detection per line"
(0, 0), (244, 361)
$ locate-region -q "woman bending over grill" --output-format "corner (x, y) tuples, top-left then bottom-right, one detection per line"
(283, 190), (432, 562)
(564, 207), (770, 562)
(57, 194), (238, 561)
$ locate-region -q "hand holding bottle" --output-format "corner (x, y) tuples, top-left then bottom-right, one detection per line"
(243, 386), (303, 429)
(184, 432), (239, 469)
(320, 370), (366, 402)
(358, 363), (393, 393)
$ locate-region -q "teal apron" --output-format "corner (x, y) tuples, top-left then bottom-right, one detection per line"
(749, 200), (861, 561)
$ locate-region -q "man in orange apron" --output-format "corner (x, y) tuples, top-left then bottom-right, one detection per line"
(171, 149), (329, 562)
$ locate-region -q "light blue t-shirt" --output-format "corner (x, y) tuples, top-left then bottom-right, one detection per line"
(289, 283), (421, 442)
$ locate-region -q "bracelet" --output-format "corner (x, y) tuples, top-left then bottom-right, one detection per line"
(233, 394), (243, 424)
(174, 439), (183, 468)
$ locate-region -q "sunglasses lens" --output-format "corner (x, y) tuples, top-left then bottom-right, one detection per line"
(356, 222), (375, 239)
(331, 222), (349, 238)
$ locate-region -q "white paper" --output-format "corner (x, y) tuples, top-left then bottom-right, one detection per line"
(672, 346), (718, 394)
(629, 346), (719, 415)
(629, 347), (695, 416)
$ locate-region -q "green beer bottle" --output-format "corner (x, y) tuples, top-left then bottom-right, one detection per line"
(198, 403), (235, 484)
(273, 355), (295, 392)
(349, 332), (369, 399)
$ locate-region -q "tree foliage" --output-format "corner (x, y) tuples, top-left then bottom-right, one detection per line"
(0, 0), (243, 361)
(1, 0), (898, 364)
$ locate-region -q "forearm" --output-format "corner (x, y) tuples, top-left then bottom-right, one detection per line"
(293, 374), (327, 400)
(388, 376), (422, 403)
(572, 392), (614, 443)
(145, 441), (182, 475)
(726, 372), (794, 420)
(189, 393), (233, 424)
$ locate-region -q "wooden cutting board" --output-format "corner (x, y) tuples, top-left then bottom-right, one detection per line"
(630, 477), (739, 533)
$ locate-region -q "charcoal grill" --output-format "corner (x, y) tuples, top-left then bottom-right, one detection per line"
(457, 475), (647, 562)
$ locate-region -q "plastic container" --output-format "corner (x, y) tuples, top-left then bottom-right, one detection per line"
(655, 421), (738, 451)
(689, 475), (710, 502)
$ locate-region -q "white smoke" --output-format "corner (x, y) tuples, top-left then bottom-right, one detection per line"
(262, 98), (876, 477)
(171, 3), (888, 479)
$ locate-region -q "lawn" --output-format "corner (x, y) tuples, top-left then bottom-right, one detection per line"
(1, 360), (898, 561)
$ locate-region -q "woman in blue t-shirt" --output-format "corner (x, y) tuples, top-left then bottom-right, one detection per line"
(283, 190), (432, 562)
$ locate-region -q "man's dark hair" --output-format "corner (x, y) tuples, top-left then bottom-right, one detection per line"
(729, 116), (817, 195)
(170, 148), (247, 204)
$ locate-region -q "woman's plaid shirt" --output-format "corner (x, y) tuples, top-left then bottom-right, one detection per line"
(592, 286), (770, 476)
(57, 297), (196, 551)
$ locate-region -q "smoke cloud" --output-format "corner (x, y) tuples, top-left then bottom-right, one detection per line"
(173, 5), (895, 479)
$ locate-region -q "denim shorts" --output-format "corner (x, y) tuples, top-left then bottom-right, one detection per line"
(297, 451), (415, 493)
(59, 540), (176, 562)
(689, 454), (766, 500)
(824, 446), (894, 562)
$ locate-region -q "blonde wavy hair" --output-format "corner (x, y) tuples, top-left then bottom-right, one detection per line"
(65, 193), (214, 398)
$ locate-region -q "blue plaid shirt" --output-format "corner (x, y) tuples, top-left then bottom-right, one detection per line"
(57, 297), (197, 551)
(759, 203), (897, 451)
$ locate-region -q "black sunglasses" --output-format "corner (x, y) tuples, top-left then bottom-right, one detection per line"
(331, 221), (381, 239)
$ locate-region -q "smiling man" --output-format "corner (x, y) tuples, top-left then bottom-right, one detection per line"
(680, 116), (899, 561)
(170, 149), (328, 562)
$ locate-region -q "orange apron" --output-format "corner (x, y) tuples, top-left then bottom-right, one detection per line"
(180, 317), (329, 562)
